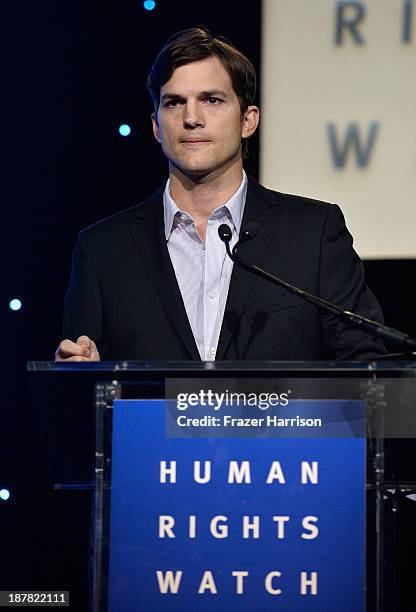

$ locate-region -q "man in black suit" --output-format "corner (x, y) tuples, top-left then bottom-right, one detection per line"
(55, 27), (384, 362)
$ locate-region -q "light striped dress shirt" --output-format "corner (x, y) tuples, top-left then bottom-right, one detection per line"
(163, 172), (247, 361)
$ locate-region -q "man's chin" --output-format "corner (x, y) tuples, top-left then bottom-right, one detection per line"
(173, 163), (214, 180)
(170, 155), (240, 182)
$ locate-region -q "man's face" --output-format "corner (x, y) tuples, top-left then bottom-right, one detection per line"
(151, 56), (258, 179)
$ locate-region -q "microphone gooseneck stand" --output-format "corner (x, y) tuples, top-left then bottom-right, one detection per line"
(218, 223), (416, 353)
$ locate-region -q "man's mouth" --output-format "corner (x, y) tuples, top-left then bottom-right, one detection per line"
(181, 139), (210, 146)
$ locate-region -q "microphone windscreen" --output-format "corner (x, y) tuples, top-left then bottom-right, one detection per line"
(218, 224), (232, 242)
(241, 221), (260, 241)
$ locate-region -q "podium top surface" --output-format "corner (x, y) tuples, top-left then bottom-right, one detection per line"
(27, 359), (416, 375)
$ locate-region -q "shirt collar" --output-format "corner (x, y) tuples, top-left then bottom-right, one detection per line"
(163, 171), (248, 241)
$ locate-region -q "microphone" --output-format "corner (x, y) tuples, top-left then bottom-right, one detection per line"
(239, 221), (260, 243)
(218, 222), (261, 264)
(218, 222), (260, 249)
(218, 224), (232, 243)
(218, 223), (416, 352)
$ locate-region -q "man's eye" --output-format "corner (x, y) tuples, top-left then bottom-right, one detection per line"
(207, 97), (222, 104)
(165, 100), (182, 108)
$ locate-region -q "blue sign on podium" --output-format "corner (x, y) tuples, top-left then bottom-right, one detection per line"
(108, 399), (365, 611)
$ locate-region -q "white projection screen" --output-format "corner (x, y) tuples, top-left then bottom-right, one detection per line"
(260, 0), (416, 259)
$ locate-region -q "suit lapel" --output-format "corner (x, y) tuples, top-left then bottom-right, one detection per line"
(216, 178), (288, 360)
(129, 188), (200, 360)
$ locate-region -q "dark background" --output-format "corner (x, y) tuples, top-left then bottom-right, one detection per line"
(1, 1), (415, 609)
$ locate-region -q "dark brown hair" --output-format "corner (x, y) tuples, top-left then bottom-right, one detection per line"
(147, 27), (257, 157)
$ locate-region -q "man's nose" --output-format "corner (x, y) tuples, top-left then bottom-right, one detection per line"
(183, 101), (204, 128)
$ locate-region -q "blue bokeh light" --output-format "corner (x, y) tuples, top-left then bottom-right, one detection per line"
(144, 0), (156, 10)
(9, 299), (22, 311)
(119, 124), (132, 137)
(0, 489), (10, 501)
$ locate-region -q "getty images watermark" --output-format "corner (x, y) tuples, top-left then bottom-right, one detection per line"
(168, 389), (325, 436)
(165, 379), (367, 439)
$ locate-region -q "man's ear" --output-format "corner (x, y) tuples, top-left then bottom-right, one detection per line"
(241, 105), (260, 140)
(151, 112), (161, 143)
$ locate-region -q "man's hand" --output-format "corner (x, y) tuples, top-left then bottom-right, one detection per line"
(55, 335), (101, 361)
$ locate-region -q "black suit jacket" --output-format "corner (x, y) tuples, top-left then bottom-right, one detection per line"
(63, 177), (385, 361)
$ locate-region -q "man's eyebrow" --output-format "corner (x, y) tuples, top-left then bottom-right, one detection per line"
(160, 89), (229, 102)
(160, 93), (185, 102)
(199, 89), (228, 98)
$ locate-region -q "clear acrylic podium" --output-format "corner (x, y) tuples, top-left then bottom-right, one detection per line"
(27, 360), (416, 611)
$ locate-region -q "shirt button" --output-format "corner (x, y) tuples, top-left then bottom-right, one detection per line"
(210, 347), (216, 356)
(208, 291), (215, 300)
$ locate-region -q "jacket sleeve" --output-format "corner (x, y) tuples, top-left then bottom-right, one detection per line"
(63, 232), (110, 358)
(318, 204), (386, 360)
